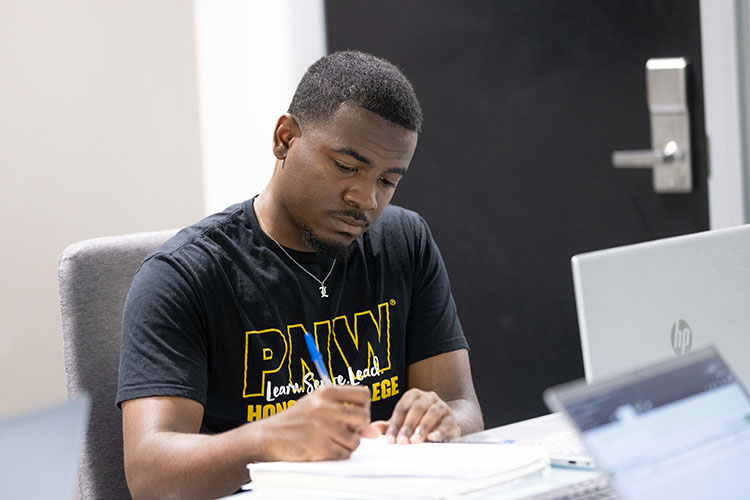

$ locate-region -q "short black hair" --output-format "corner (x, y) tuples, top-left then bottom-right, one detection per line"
(288, 50), (422, 133)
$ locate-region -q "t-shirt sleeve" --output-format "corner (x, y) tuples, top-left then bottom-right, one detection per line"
(116, 253), (209, 408)
(404, 214), (468, 365)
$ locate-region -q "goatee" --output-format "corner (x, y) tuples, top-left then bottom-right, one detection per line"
(300, 226), (356, 262)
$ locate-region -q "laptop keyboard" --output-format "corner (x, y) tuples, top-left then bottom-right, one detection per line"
(528, 476), (620, 500)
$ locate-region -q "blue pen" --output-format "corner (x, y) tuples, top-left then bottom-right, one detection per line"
(304, 331), (332, 386)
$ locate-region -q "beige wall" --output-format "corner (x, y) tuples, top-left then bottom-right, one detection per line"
(0, 0), (205, 417)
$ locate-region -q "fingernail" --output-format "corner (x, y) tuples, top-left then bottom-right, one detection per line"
(410, 426), (423, 443)
(428, 430), (441, 442)
(397, 434), (410, 444)
(386, 433), (396, 444)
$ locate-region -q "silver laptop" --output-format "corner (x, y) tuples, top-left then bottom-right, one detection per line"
(459, 412), (595, 469)
(0, 394), (90, 500)
(544, 346), (750, 500)
(571, 224), (750, 386)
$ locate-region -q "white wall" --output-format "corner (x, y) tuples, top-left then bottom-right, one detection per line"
(193, 0), (326, 214)
(0, 0), (326, 420)
(0, 0), (205, 417)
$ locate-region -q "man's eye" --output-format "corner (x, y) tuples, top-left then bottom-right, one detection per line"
(335, 161), (356, 173)
(380, 177), (397, 188)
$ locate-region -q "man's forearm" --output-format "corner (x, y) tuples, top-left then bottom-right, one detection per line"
(123, 386), (372, 500)
(126, 425), (260, 500)
(447, 397), (484, 436)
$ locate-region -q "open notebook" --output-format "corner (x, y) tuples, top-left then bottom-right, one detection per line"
(544, 346), (750, 499)
(246, 436), (549, 499)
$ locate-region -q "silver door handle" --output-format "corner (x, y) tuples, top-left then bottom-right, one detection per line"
(611, 58), (692, 193)
(612, 140), (683, 168)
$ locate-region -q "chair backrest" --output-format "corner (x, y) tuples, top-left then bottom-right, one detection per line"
(58, 230), (176, 500)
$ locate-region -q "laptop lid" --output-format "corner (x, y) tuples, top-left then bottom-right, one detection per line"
(0, 394), (90, 500)
(571, 224), (750, 386)
(543, 346), (750, 500)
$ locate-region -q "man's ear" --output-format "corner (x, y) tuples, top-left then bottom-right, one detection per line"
(273, 113), (301, 160)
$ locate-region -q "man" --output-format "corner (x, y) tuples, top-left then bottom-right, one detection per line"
(117, 51), (483, 500)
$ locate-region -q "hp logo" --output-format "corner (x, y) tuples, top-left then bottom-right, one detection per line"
(670, 319), (693, 354)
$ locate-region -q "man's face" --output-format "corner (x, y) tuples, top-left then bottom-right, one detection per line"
(275, 103), (418, 258)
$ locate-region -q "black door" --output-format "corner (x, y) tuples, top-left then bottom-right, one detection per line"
(325, 0), (709, 428)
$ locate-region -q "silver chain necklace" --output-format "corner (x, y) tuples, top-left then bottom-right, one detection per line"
(255, 205), (336, 299)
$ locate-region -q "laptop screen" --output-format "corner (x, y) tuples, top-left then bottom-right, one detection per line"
(0, 394), (89, 500)
(545, 348), (750, 500)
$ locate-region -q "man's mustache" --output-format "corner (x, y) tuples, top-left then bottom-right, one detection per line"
(328, 210), (370, 227)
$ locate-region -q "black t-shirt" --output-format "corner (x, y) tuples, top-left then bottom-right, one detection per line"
(116, 198), (467, 434)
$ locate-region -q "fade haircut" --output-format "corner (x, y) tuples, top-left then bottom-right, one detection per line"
(288, 50), (423, 133)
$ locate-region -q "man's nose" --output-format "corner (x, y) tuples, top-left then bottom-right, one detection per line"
(343, 181), (378, 211)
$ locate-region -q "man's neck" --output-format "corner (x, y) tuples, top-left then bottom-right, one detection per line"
(254, 192), (312, 252)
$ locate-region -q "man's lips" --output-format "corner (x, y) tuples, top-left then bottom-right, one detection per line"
(330, 214), (369, 234)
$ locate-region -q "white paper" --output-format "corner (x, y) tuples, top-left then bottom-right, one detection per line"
(249, 436), (548, 480)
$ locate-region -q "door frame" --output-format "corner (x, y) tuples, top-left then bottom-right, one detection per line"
(701, 0), (750, 228)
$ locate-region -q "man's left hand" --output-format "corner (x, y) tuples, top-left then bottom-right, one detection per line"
(369, 388), (460, 444)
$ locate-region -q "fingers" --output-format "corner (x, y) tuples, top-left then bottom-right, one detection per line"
(320, 384), (371, 408)
(425, 415), (459, 442)
(327, 419), (367, 457)
(385, 389), (459, 444)
(385, 389), (433, 443)
(309, 386), (372, 459)
(258, 385), (372, 462)
(359, 420), (387, 438)
(316, 385), (371, 431)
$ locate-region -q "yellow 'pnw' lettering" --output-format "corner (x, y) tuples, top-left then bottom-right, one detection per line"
(243, 329), (287, 398)
(331, 302), (392, 373)
(287, 322), (331, 383)
(244, 301), (393, 398)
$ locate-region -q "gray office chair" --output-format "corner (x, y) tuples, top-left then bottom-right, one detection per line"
(58, 229), (176, 500)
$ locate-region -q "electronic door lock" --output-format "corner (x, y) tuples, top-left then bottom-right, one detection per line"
(612, 58), (692, 193)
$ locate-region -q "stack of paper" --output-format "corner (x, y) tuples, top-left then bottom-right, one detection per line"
(246, 436), (550, 499)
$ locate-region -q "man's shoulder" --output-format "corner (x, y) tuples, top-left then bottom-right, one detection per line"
(143, 199), (255, 268)
(374, 204), (425, 232)
(364, 205), (431, 253)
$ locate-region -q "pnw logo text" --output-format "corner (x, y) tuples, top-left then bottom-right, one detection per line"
(243, 300), (398, 421)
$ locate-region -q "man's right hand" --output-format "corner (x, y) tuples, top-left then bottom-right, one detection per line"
(251, 384), (372, 462)
(122, 385), (371, 500)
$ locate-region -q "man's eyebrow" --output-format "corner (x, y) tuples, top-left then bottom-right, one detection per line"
(385, 167), (407, 176)
(333, 147), (407, 176)
(334, 147), (371, 165)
